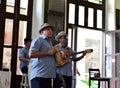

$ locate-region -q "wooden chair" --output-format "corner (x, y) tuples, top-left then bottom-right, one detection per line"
(89, 68), (110, 88)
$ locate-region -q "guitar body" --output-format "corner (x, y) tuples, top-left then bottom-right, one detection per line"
(54, 46), (71, 66)
(55, 51), (71, 66)
(54, 45), (93, 66)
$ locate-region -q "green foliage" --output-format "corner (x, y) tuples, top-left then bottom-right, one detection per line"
(81, 78), (98, 88)
(81, 78), (94, 86)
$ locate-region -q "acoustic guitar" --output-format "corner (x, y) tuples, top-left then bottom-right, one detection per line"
(54, 46), (93, 67)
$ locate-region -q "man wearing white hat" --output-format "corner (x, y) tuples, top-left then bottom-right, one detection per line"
(53, 31), (86, 88)
(29, 23), (57, 88)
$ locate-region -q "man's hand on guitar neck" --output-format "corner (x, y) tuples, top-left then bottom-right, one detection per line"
(74, 49), (93, 62)
(74, 51), (87, 62)
(82, 51), (87, 58)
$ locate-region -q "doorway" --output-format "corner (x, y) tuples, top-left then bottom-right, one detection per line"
(0, 0), (33, 88)
(68, 27), (103, 88)
(105, 30), (120, 88)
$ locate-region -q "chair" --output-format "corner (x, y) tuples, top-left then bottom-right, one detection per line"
(89, 68), (110, 88)
(89, 68), (100, 88)
(20, 73), (29, 88)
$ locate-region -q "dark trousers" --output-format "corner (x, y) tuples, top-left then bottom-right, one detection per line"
(53, 73), (72, 88)
(21, 66), (28, 74)
(31, 77), (52, 88)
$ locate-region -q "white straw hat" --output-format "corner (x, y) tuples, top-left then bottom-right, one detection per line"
(55, 31), (68, 41)
(39, 23), (54, 33)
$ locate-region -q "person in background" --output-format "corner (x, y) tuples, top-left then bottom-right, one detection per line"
(19, 37), (32, 74)
(53, 31), (87, 88)
(29, 23), (57, 88)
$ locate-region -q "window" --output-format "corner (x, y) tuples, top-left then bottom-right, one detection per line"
(0, 0), (33, 87)
(6, 0), (15, 13)
(4, 19), (13, 46)
(84, 0), (102, 5)
(68, 3), (75, 24)
(88, 8), (94, 27)
(78, 6), (85, 26)
(67, 0), (105, 31)
(20, 0), (28, 15)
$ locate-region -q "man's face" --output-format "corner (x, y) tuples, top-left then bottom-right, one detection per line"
(41, 27), (53, 38)
(26, 41), (31, 49)
(59, 36), (68, 45)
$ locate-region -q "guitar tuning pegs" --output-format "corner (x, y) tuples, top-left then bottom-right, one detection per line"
(85, 49), (93, 53)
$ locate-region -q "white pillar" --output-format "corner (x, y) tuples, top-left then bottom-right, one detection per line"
(32, 0), (44, 38)
(105, 0), (115, 30)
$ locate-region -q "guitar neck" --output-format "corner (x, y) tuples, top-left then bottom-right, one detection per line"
(64, 49), (93, 58)
(73, 49), (93, 55)
(73, 51), (84, 55)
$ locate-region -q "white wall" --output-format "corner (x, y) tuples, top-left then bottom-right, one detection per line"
(116, 0), (120, 9)
(32, 0), (44, 38)
(106, 0), (120, 31)
(105, 0), (115, 30)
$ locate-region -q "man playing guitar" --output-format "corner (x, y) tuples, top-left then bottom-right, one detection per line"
(53, 31), (89, 88)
